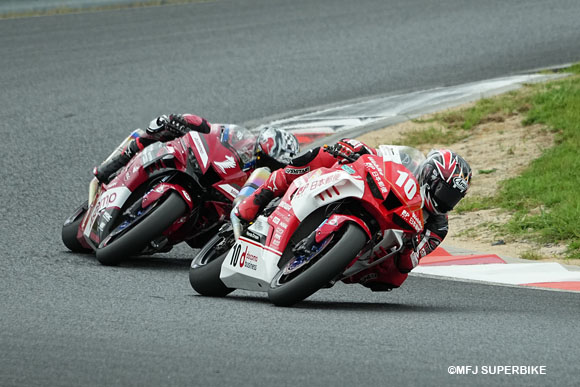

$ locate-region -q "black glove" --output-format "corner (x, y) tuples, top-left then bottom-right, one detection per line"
(166, 114), (191, 136)
(324, 143), (359, 164)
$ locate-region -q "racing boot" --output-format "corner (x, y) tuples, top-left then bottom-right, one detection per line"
(234, 169), (289, 222)
(93, 139), (140, 184)
(234, 186), (275, 222)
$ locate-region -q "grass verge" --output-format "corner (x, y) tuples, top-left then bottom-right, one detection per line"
(401, 64), (580, 259)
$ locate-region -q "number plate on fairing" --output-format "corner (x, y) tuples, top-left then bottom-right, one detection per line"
(220, 217), (282, 292)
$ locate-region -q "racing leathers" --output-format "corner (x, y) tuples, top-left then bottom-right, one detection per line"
(93, 114), (211, 184)
(234, 138), (449, 291)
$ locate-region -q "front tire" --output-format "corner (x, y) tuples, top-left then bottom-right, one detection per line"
(96, 192), (187, 266)
(268, 223), (367, 307)
(189, 232), (235, 297)
(62, 202), (92, 253)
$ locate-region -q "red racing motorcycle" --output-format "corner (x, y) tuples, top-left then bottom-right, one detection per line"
(189, 145), (426, 306)
(62, 123), (258, 265)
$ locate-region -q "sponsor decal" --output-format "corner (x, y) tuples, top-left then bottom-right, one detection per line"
(308, 172), (341, 191)
(371, 170), (388, 194)
(245, 230), (262, 242)
(341, 165), (356, 174)
(214, 155), (237, 174)
(272, 216), (281, 225)
(86, 187), (131, 235)
(401, 209), (422, 231)
(188, 131), (208, 168)
(229, 243), (259, 271)
(285, 166), (310, 175)
(453, 176), (468, 192)
(278, 201), (292, 211)
(217, 184), (240, 199)
(409, 212), (422, 232)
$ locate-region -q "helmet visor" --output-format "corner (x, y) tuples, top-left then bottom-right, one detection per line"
(433, 180), (464, 213)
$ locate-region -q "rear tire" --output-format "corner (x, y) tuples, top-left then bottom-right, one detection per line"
(96, 192), (187, 266)
(189, 233), (235, 297)
(268, 223), (367, 307)
(62, 202), (92, 253)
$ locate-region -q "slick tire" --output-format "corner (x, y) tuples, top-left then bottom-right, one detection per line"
(96, 192), (187, 266)
(268, 223), (367, 307)
(189, 234), (234, 297)
(62, 202), (92, 253)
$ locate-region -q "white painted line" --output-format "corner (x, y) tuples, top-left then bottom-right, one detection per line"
(266, 73), (567, 138)
(414, 263), (580, 285)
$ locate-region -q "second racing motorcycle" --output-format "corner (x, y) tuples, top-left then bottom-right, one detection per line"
(189, 145), (426, 306)
(61, 123), (258, 265)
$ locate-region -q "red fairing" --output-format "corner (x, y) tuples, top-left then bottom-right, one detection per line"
(250, 151), (426, 290)
(142, 183), (194, 210)
(74, 122), (255, 252)
(314, 214), (372, 243)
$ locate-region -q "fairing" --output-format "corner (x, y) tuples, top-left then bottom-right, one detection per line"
(218, 148), (427, 292)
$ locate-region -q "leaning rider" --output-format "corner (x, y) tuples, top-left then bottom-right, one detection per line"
(93, 114), (300, 184)
(233, 139), (472, 291)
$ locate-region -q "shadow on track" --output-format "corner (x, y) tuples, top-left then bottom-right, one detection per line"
(190, 293), (456, 313)
(63, 250), (193, 271)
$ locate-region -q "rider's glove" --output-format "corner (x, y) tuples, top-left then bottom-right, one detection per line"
(167, 114), (191, 136)
(330, 139), (372, 163)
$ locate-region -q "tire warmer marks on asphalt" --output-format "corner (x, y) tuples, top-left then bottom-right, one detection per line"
(416, 248), (580, 293)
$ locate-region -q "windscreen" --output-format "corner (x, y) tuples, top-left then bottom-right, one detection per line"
(220, 124), (257, 165)
(377, 145), (426, 176)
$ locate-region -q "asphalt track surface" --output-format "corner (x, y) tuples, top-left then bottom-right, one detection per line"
(1, 0), (579, 386)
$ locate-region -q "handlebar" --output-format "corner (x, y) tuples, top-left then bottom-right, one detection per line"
(323, 144), (359, 164)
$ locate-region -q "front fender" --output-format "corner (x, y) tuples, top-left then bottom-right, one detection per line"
(142, 183), (194, 210)
(314, 214), (372, 243)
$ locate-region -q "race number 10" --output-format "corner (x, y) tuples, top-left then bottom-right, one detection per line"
(395, 170), (417, 200)
(230, 244), (246, 267)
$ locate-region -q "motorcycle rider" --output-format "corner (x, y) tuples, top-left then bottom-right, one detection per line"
(233, 138), (472, 291)
(93, 114), (300, 184)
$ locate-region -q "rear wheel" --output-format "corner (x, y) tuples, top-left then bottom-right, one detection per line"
(62, 202), (92, 253)
(268, 223), (367, 307)
(96, 192), (188, 266)
(189, 230), (235, 297)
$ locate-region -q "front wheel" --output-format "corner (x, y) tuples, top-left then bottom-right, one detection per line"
(189, 230), (235, 297)
(96, 192), (188, 266)
(62, 201), (92, 253)
(268, 223), (367, 307)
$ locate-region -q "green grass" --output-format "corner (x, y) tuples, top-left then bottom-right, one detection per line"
(401, 89), (533, 146)
(495, 73), (580, 258)
(454, 195), (499, 214)
(405, 64), (580, 258)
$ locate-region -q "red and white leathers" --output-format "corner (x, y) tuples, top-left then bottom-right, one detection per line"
(341, 211), (448, 291)
(234, 138), (449, 291)
(93, 114), (211, 183)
